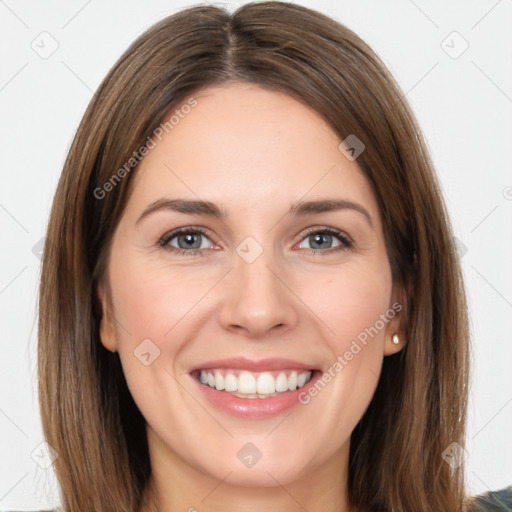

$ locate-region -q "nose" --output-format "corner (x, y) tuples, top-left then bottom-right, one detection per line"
(218, 249), (299, 338)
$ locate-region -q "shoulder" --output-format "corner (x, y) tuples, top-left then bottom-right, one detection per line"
(468, 486), (512, 511)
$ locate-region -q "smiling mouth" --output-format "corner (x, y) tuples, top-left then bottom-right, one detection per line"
(192, 368), (316, 399)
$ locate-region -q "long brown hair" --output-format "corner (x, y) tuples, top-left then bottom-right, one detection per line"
(38, 2), (471, 511)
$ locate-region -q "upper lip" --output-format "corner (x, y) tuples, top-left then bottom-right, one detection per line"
(189, 357), (318, 373)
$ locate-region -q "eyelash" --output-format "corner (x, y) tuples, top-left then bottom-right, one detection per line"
(158, 226), (353, 257)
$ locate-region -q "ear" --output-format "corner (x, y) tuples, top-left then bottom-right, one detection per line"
(97, 282), (118, 353)
(383, 282), (409, 356)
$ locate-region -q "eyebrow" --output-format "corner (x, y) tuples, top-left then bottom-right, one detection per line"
(136, 198), (374, 228)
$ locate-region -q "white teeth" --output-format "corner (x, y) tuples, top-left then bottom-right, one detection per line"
(197, 369), (313, 397)
(224, 373), (237, 392)
(256, 372), (275, 394)
(238, 371), (256, 394)
(288, 371), (297, 391)
(214, 371), (224, 391)
(297, 371), (308, 388)
(275, 372), (289, 392)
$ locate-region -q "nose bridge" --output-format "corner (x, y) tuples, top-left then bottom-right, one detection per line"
(236, 244), (279, 295)
(218, 237), (298, 336)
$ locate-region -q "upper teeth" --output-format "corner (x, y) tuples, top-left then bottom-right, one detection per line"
(198, 369), (313, 395)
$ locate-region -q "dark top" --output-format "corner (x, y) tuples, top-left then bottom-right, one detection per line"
(467, 485), (512, 511)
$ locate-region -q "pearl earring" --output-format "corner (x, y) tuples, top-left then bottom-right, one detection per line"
(392, 333), (400, 345)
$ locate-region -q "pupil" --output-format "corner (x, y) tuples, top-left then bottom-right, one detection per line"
(311, 233), (331, 249)
(179, 233), (200, 249)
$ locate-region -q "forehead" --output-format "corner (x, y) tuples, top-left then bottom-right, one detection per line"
(128, 83), (380, 225)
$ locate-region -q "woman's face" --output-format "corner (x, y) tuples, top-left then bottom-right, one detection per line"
(98, 82), (404, 491)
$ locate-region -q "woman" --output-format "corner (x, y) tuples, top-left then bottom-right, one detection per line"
(37, 2), (510, 511)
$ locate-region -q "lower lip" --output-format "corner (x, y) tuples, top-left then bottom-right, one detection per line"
(191, 371), (321, 419)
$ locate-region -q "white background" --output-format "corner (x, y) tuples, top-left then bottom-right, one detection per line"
(0, 0), (511, 509)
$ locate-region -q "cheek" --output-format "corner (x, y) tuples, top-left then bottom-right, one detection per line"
(302, 262), (393, 352)
(108, 255), (215, 344)
(296, 262), (392, 413)
(105, 256), (211, 427)
(287, 265), (392, 453)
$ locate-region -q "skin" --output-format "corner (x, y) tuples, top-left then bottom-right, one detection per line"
(98, 82), (406, 512)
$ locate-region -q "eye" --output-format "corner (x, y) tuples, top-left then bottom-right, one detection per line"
(158, 226), (352, 257)
(297, 227), (352, 254)
(159, 227), (214, 256)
